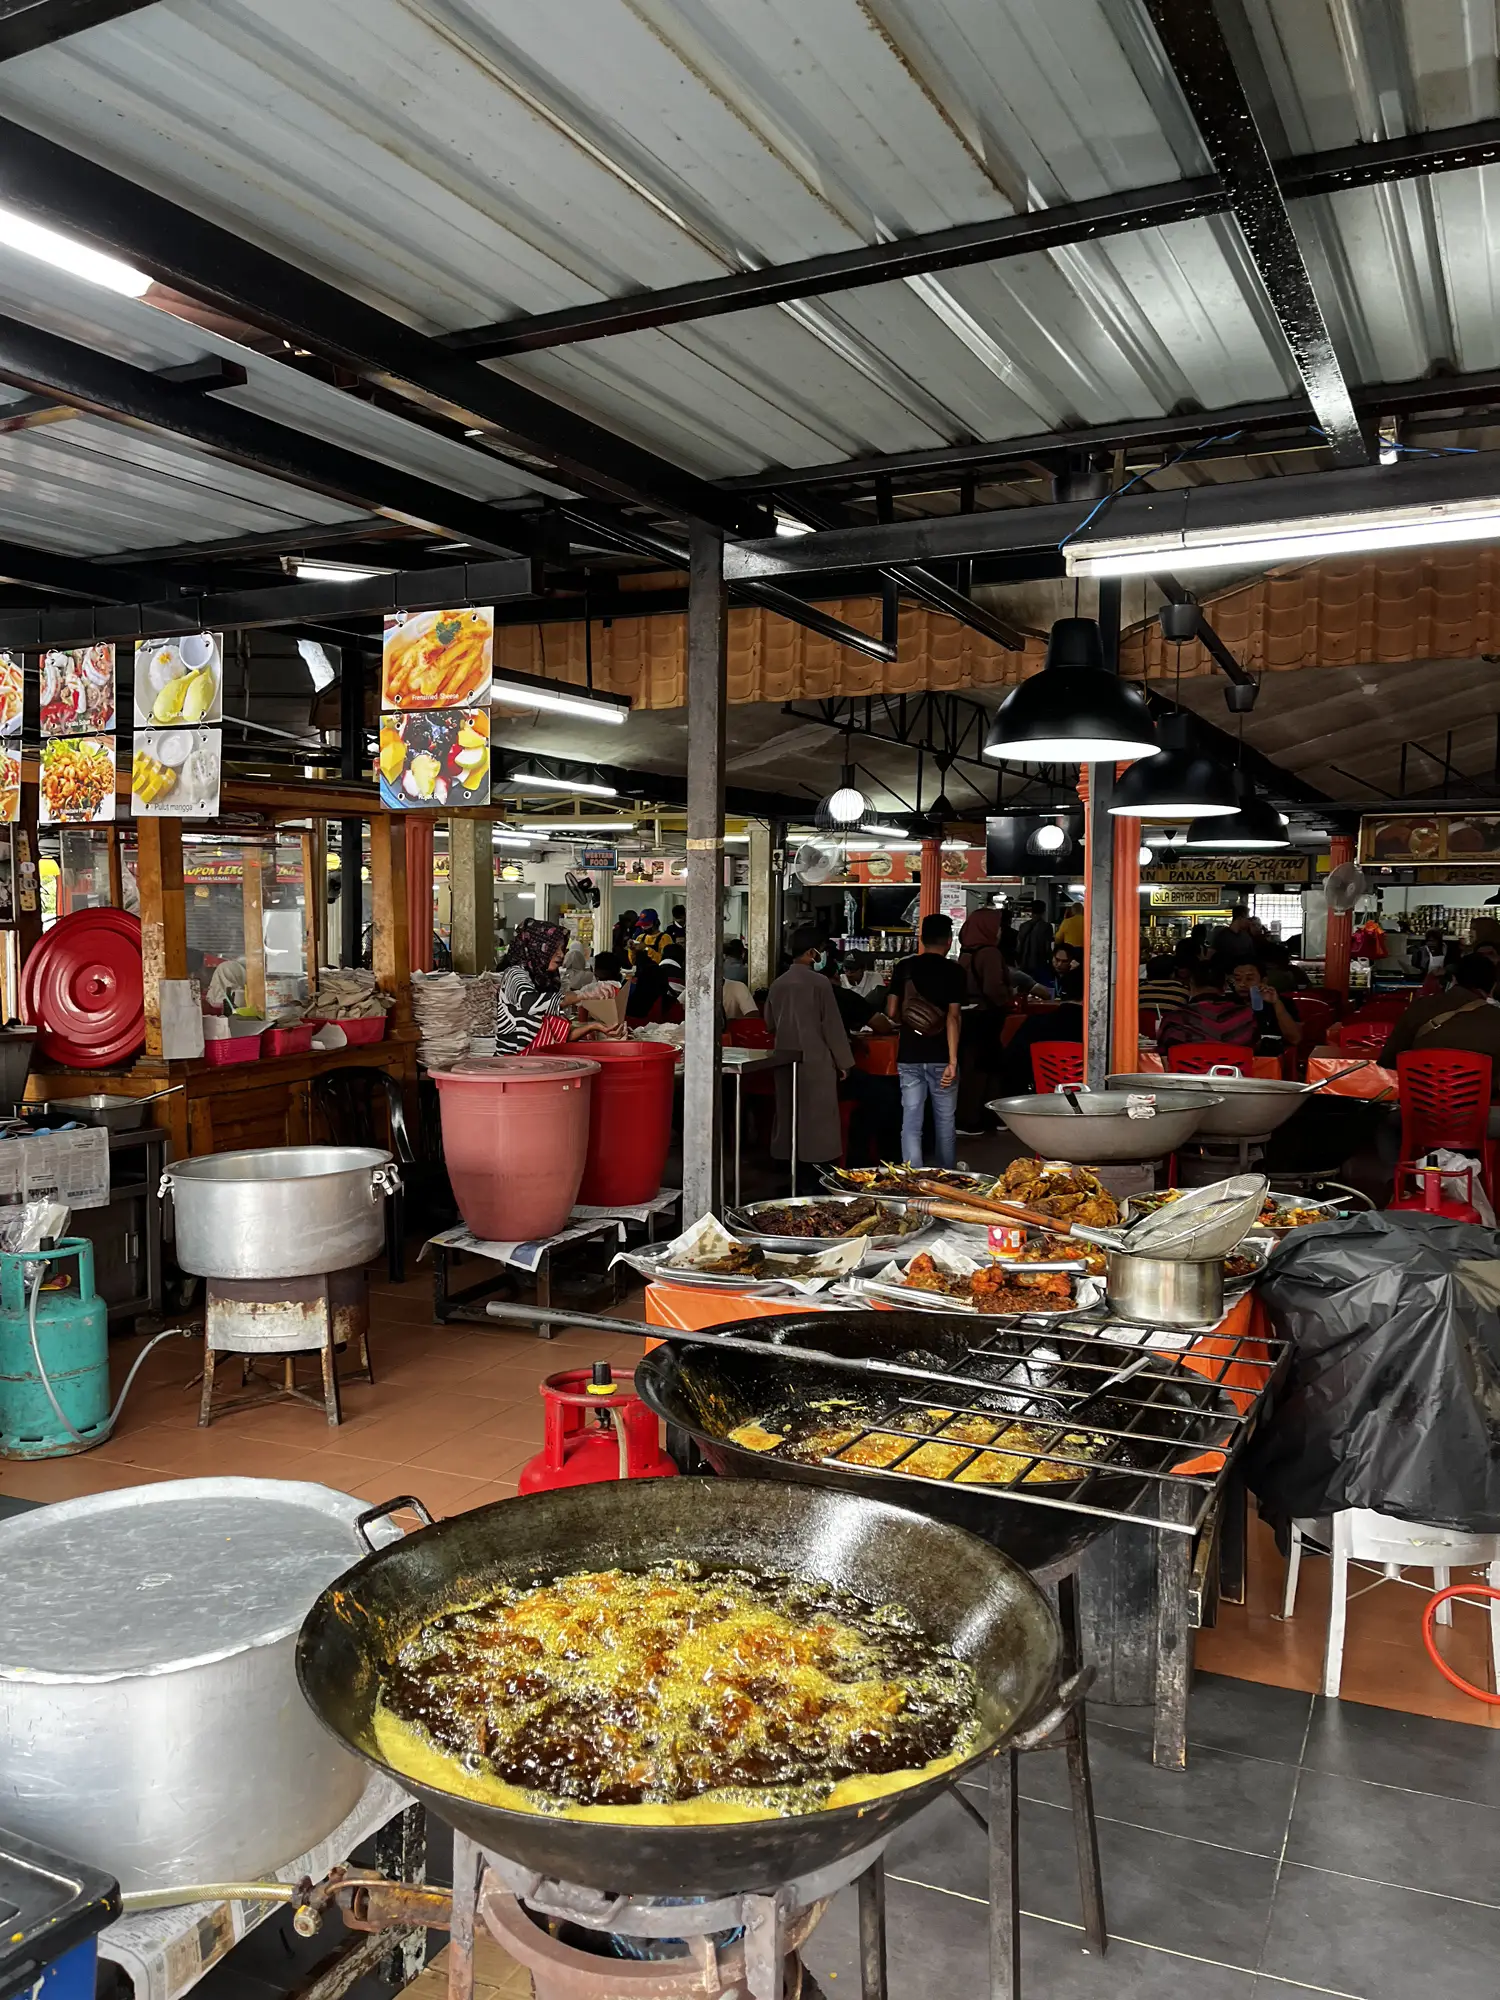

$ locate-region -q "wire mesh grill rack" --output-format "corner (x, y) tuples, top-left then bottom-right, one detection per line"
(791, 1309), (1289, 1537)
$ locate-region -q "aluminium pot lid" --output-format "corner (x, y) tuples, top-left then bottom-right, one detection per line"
(21, 908), (145, 1069)
(0, 1478), (375, 1680)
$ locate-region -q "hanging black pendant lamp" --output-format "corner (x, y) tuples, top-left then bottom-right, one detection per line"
(1110, 713), (1239, 818)
(1183, 773), (1289, 850)
(983, 617), (1159, 765)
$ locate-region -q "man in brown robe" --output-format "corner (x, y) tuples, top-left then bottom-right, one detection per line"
(764, 928), (855, 1182)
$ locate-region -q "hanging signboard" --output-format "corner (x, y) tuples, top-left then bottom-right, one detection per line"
(38, 737), (115, 824)
(131, 730), (222, 817)
(580, 846), (617, 870)
(134, 634), (223, 726)
(1150, 887), (1237, 910)
(1142, 856), (1309, 885)
(378, 709), (490, 808)
(381, 607), (493, 711)
(1360, 813), (1500, 865)
(40, 644), (114, 739)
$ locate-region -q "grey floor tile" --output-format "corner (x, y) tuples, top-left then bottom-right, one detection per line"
(802, 1878), (1259, 1998)
(1284, 1767), (1500, 1905)
(1097, 1672), (1313, 1766)
(1264, 1862), (1500, 2000)
(1015, 1719), (1301, 1856)
(1301, 1696), (1500, 1806)
(887, 1787), (1278, 1968)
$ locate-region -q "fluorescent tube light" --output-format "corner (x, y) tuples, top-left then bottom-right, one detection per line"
(519, 819), (637, 833)
(1066, 496), (1500, 579)
(505, 771), (617, 797)
(293, 561), (389, 583)
(490, 679), (630, 724)
(859, 821), (908, 838)
(0, 203), (150, 296)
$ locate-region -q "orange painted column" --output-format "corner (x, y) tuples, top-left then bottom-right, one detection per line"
(405, 818), (435, 972)
(1111, 788), (1141, 1073)
(919, 835), (942, 920)
(1078, 766), (1094, 1033)
(1325, 832), (1354, 1000)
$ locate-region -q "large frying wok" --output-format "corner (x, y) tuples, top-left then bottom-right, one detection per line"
(633, 1312), (1238, 1574)
(296, 1480), (1060, 1896)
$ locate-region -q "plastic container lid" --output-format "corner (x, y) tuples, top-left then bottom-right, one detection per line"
(20, 909), (145, 1070)
(440, 1056), (601, 1084)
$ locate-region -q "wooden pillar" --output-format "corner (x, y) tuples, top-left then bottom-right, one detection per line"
(1111, 796), (1142, 1074)
(104, 826), (124, 909)
(406, 818), (435, 973)
(747, 819), (776, 991)
(450, 817), (496, 974)
(301, 828), (321, 994)
(918, 835), (942, 920)
(370, 814), (413, 1029)
(242, 846), (266, 1016)
(683, 525), (727, 1221)
(137, 818), (187, 1058)
(1325, 832), (1355, 1000)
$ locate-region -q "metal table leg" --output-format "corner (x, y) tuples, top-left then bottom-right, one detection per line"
(734, 1069), (743, 1209)
(1058, 1574), (1107, 1957)
(856, 1856), (887, 2000)
(374, 1801), (428, 1987)
(1154, 1482), (1196, 1769)
(447, 1833), (482, 2000)
(789, 1060), (798, 1194)
(988, 1751), (1020, 2000)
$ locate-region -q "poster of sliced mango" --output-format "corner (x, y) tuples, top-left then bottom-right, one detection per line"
(379, 708), (489, 808)
(134, 634), (223, 727)
(131, 729), (222, 817)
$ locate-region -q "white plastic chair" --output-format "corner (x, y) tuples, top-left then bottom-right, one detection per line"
(1282, 1508), (1500, 1698)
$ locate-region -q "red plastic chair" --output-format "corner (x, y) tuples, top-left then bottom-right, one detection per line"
(1165, 1042), (1253, 1075)
(1031, 1041), (1085, 1092)
(724, 1016), (774, 1050)
(1395, 1049), (1496, 1204)
(1291, 998), (1334, 1051)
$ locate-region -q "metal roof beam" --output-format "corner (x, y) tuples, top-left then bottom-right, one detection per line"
(1152, 574), (1254, 686)
(0, 555), (533, 648)
(0, 311), (548, 561)
(0, 116), (762, 535)
(442, 114), (1500, 362)
(0, 1), (156, 58)
(1144, 0), (1367, 467)
(0, 537), (171, 601)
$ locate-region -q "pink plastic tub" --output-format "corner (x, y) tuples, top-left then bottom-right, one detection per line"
(433, 1055), (599, 1241)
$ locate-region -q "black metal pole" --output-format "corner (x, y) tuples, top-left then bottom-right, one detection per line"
(683, 526), (728, 1221)
(1085, 580), (1122, 1088)
(339, 645), (364, 970)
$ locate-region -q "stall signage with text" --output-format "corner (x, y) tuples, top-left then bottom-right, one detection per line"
(580, 846), (617, 870)
(1142, 856), (1309, 885)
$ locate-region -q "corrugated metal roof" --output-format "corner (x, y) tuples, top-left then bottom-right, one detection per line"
(0, 0), (1488, 488)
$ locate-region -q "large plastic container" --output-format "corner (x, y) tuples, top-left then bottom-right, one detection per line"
(574, 1040), (679, 1205)
(433, 1056), (599, 1241)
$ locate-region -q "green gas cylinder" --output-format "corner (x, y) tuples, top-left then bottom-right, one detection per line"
(0, 1241), (110, 1458)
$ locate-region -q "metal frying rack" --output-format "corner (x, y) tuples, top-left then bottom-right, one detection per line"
(798, 1308), (1289, 1538)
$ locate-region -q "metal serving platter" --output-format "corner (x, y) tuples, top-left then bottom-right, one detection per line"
(817, 1165), (993, 1197)
(725, 1194), (931, 1254)
(852, 1276), (1080, 1316)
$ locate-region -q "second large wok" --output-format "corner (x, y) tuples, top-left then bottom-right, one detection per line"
(296, 1479), (1059, 1895)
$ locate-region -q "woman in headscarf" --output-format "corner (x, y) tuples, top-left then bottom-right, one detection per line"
(494, 920), (602, 1053)
(955, 907), (1031, 1133)
(559, 938), (592, 994)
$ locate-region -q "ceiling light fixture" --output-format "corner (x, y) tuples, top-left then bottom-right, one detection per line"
(491, 831), (539, 847)
(518, 819), (637, 834)
(1182, 775), (1289, 851)
(859, 821), (908, 839)
(505, 770), (617, 798)
(1109, 715), (1239, 819)
(1029, 822), (1069, 853)
(815, 762), (869, 830)
(0, 202), (151, 296)
(1138, 844), (1153, 867)
(983, 618), (1159, 764)
(1064, 495), (1500, 579)
(490, 679), (630, 725)
(292, 560), (390, 583)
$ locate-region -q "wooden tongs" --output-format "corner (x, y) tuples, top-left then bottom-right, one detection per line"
(907, 1180), (1063, 1233)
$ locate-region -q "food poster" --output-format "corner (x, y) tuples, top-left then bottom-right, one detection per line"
(134, 633), (223, 727)
(131, 729), (222, 817)
(381, 607), (493, 711)
(39, 736), (116, 824)
(379, 708), (489, 808)
(40, 644), (114, 738)
(0, 651), (21, 739)
(1360, 813), (1500, 864)
(0, 744), (18, 826)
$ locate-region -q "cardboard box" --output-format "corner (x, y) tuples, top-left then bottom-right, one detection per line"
(575, 983), (628, 1031)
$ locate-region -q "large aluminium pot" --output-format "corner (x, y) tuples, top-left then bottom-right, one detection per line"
(1107, 1069), (1311, 1141)
(160, 1145), (401, 1279)
(0, 1478), (397, 1893)
(988, 1089), (1220, 1162)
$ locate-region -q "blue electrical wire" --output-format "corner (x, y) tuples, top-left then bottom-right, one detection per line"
(1058, 429), (1245, 551)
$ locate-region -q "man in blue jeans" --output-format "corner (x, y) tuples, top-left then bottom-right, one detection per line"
(886, 913), (965, 1168)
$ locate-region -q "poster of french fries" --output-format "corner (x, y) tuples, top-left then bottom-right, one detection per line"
(381, 607), (493, 711)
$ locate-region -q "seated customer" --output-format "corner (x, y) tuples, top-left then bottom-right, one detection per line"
(1380, 954), (1500, 1127)
(996, 967), (1085, 1097)
(1229, 957), (1302, 1060)
(1156, 957), (1255, 1060)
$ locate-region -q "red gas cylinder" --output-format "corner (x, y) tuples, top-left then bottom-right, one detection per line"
(1387, 1161), (1484, 1225)
(518, 1363), (678, 1493)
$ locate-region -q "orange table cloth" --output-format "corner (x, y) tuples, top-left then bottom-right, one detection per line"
(1306, 1053), (1399, 1099)
(1135, 1050), (1281, 1080)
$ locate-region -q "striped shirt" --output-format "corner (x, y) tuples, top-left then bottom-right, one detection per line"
(1156, 994), (1256, 1056)
(494, 965), (564, 1054)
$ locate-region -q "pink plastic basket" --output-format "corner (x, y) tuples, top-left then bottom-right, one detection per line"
(203, 1034), (261, 1067)
(311, 1016), (387, 1046)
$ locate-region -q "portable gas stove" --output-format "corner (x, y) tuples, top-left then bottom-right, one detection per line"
(198, 1266), (372, 1425)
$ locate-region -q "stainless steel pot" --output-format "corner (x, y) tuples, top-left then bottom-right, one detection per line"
(0, 1478), (397, 1893)
(160, 1145), (400, 1279)
(988, 1089), (1221, 1163)
(1105, 1250), (1224, 1326)
(1107, 1069), (1310, 1140)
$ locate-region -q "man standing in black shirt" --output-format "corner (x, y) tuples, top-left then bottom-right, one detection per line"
(886, 913), (965, 1167)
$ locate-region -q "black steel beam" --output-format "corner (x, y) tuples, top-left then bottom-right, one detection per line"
(0, 115), (762, 534)
(0, 1), (156, 58)
(441, 115), (1500, 363)
(0, 312), (545, 558)
(1144, 1), (1365, 467)
(1152, 574), (1253, 686)
(0, 554), (533, 648)
(0, 355), (248, 432)
(0, 537), (172, 602)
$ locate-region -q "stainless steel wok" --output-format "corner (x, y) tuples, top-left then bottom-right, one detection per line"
(296, 1479), (1061, 1896)
(988, 1089), (1221, 1162)
(1107, 1069), (1311, 1140)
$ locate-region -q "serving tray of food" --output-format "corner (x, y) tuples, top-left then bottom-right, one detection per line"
(725, 1194), (931, 1255)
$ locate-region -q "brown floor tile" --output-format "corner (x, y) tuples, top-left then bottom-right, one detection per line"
(341, 1466), (489, 1516)
(403, 1432), (537, 1483)
(463, 1402), (549, 1444)
(0, 1457), (170, 1503)
(463, 1480), (521, 1509)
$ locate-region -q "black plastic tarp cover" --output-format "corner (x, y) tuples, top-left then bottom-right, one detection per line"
(1246, 1211), (1500, 1531)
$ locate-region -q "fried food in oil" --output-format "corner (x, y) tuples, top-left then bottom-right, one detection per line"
(378, 1563), (979, 1812)
(997, 1157), (1120, 1226)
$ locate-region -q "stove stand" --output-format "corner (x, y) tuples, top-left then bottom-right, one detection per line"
(198, 1266), (372, 1425)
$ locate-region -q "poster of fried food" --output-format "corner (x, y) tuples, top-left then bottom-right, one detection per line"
(0, 651), (21, 739)
(1360, 815), (1442, 863)
(134, 633), (223, 727)
(131, 729), (222, 817)
(381, 607), (493, 711)
(378, 708), (489, 808)
(1441, 816), (1500, 862)
(40, 644), (114, 738)
(0, 745), (19, 825)
(39, 736), (115, 824)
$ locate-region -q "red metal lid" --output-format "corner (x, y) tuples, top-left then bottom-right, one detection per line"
(22, 908), (146, 1069)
